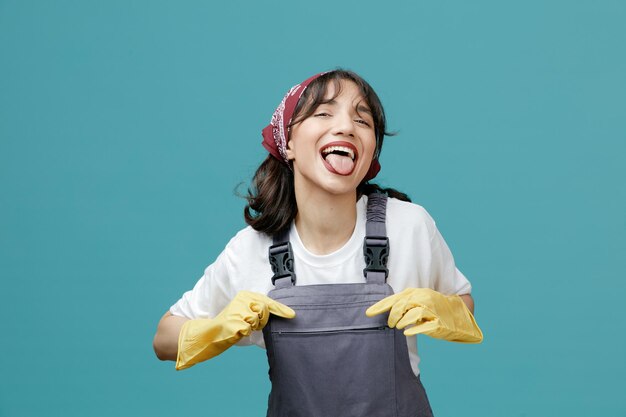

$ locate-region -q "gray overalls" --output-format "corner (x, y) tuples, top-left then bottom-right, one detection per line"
(262, 193), (434, 417)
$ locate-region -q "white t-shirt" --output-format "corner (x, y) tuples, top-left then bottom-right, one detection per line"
(170, 195), (472, 375)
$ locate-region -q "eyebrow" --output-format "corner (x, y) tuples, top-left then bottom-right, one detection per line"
(323, 99), (373, 115)
(356, 104), (373, 115)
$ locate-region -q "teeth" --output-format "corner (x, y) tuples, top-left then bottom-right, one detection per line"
(321, 146), (355, 160)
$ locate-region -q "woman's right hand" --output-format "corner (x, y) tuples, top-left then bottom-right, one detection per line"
(174, 291), (295, 370)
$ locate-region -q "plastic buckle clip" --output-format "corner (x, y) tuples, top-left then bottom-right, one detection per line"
(363, 236), (389, 278)
(269, 241), (296, 285)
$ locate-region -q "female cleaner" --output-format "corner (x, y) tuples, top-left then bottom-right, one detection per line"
(153, 69), (483, 417)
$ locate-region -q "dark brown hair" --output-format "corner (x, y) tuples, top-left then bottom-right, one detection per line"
(244, 69), (410, 236)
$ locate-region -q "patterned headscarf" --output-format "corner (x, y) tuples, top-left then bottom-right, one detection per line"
(261, 71), (381, 182)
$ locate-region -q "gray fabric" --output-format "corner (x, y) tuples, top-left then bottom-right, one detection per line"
(364, 192), (389, 285)
(263, 193), (434, 417)
(365, 192), (388, 237)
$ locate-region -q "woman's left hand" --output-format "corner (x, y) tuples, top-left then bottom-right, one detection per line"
(365, 288), (483, 343)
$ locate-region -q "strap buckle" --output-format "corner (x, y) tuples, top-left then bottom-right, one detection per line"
(269, 241), (296, 285)
(363, 236), (389, 278)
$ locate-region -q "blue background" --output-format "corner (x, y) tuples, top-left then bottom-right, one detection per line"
(1, 1), (624, 416)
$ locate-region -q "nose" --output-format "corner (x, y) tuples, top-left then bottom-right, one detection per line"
(331, 111), (355, 137)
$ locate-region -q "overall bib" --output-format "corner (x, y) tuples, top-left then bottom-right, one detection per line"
(262, 193), (434, 417)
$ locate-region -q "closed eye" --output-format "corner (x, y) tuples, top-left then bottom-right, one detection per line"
(314, 112), (331, 117)
(355, 119), (371, 127)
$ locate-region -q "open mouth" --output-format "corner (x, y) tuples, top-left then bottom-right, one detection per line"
(320, 142), (358, 176)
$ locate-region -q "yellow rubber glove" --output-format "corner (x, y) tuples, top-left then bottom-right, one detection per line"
(176, 291), (296, 370)
(366, 288), (483, 343)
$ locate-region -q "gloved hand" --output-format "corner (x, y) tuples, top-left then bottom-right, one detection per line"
(176, 291), (296, 370)
(365, 288), (483, 343)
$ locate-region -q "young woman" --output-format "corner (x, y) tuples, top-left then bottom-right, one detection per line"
(153, 69), (483, 417)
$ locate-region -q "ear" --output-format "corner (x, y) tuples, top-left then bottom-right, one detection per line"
(285, 140), (295, 160)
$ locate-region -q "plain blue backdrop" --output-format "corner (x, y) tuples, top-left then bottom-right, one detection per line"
(1, 1), (624, 416)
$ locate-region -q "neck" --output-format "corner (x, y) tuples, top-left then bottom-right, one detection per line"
(294, 187), (358, 256)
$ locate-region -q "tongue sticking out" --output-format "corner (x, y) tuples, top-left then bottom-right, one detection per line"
(325, 153), (355, 175)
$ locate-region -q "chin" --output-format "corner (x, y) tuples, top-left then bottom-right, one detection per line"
(317, 173), (367, 196)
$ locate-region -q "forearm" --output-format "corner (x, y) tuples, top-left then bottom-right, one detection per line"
(459, 294), (475, 314)
(153, 311), (189, 361)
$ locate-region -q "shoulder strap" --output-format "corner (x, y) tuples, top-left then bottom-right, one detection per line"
(363, 192), (389, 284)
(268, 228), (296, 289)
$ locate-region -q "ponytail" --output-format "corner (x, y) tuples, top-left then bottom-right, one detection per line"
(244, 156), (297, 235)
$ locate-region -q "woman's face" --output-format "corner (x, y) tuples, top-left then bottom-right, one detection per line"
(286, 79), (377, 197)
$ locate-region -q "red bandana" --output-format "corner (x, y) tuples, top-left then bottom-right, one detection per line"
(261, 72), (381, 182)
